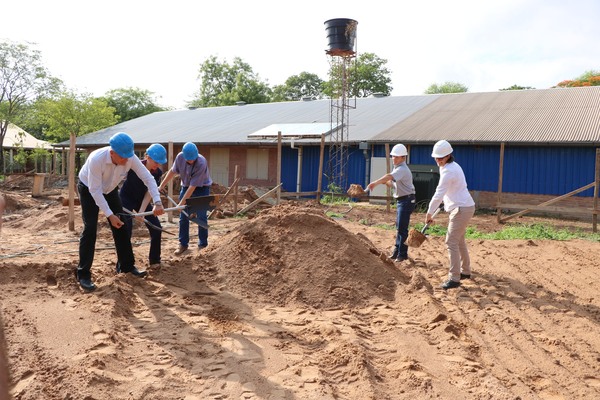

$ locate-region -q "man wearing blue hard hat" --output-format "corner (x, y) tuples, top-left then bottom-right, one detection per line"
(119, 143), (168, 269)
(158, 142), (212, 256)
(76, 132), (165, 291)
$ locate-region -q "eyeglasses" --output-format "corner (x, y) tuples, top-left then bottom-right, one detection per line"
(435, 156), (446, 160)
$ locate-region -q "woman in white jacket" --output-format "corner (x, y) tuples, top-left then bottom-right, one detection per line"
(426, 140), (476, 290)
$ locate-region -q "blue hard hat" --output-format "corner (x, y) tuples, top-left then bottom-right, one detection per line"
(182, 142), (199, 161)
(109, 132), (135, 158)
(146, 143), (167, 164)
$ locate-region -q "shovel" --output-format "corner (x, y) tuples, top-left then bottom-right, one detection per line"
(346, 184), (369, 198)
(164, 194), (220, 230)
(406, 204), (443, 248)
(121, 207), (175, 235)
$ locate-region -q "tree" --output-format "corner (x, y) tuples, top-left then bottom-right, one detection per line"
(0, 40), (62, 173)
(36, 91), (118, 143)
(271, 72), (325, 102)
(555, 70), (600, 88)
(189, 56), (272, 107)
(101, 87), (166, 122)
(323, 52), (393, 98)
(424, 81), (468, 94)
(500, 84), (535, 91)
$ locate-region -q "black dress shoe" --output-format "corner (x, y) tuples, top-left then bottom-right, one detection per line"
(79, 278), (97, 291)
(460, 273), (471, 280)
(441, 280), (461, 290)
(128, 267), (148, 278)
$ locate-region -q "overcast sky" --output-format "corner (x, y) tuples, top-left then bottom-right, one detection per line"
(2, 0), (599, 109)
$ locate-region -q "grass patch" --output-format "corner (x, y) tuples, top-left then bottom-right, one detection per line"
(320, 195), (350, 205)
(326, 211), (345, 219)
(409, 222), (600, 241)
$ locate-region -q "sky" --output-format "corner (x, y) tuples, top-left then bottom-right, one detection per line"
(2, 0), (599, 110)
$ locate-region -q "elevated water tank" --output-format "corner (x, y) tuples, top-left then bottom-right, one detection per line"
(324, 18), (358, 56)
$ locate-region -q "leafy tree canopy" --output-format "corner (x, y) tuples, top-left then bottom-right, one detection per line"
(101, 87), (166, 122)
(323, 52), (392, 98)
(555, 70), (600, 88)
(36, 91), (118, 143)
(424, 81), (468, 94)
(0, 40), (62, 172)
(189, 56), (272, 107)
(500, 84), (535, 91)
(271, 72), (324, 102)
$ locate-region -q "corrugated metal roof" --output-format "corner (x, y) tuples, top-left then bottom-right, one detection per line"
(61, 86), (600, 148)
(372, 87), (600, 144)
(62, 95), (438, 148)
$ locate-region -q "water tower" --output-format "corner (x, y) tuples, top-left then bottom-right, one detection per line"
(324, 18), (358, 193)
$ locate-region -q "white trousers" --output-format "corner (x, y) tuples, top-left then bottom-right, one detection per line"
(445, 206), (475, 282)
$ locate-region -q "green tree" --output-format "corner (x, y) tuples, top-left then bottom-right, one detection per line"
(323, 52), (392, 98)
(11, 131), (28, 172)
(36, 91), (118, 143)
(424, 81), (468, 94)
(0, 40), (62, 173)
(500, 84), (535, 91)
(272, 72), (325, 102)
(555, 70), (600, 88)
(189, 56), (272, 107)
(101, 87), (166, 122)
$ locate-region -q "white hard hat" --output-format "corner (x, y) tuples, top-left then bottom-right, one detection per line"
(431, 140), (453, 158)
(390, 144), (408, 157)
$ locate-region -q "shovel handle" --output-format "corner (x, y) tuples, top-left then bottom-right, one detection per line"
(421, 204), (443, 233)
(165, 194), (191, 217)
(129, 206), (185, 217)
(165, 193), (209, 229)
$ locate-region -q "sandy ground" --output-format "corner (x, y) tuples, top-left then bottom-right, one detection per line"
(1, 182), (600, 400)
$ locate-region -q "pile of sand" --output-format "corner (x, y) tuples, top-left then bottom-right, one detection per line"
(203, 202), (407, 309)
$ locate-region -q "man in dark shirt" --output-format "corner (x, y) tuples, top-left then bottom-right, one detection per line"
(119, 143), (167, 268)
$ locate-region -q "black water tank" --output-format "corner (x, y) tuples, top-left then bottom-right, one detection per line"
(324, 18), (358, 55)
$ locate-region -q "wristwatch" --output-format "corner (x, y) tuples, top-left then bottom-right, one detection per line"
(155, 201), (163, 206)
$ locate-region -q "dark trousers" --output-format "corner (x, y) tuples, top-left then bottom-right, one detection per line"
(395, 195), (416, 258)
(179, 186), (209, 248)
(77, 182), (136, 279)
(122, 202), (162, 264)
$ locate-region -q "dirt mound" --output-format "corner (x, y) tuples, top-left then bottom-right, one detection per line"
(3, 193), (600, 399)
(0, 192), (24, 212)
(207, 202), (408, 309)
(347, 183), (367, 197)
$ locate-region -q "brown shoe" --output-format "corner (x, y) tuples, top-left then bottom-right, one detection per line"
(174, 245), (188, 256)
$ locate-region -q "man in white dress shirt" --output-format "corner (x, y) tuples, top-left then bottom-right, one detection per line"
(76, 132), (164, 291)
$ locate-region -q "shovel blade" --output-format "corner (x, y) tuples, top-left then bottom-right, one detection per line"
(406, 229), (427, 248)
(184, 195), (221, 229)
(186, 194), (220, 212)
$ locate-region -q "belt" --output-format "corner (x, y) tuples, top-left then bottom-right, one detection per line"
(396, 193), (415, 201)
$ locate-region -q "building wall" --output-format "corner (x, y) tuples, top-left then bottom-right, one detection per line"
(376, 144), (598, 198)
(138, 142), (599, 219)
(203, 146), (279, 188)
